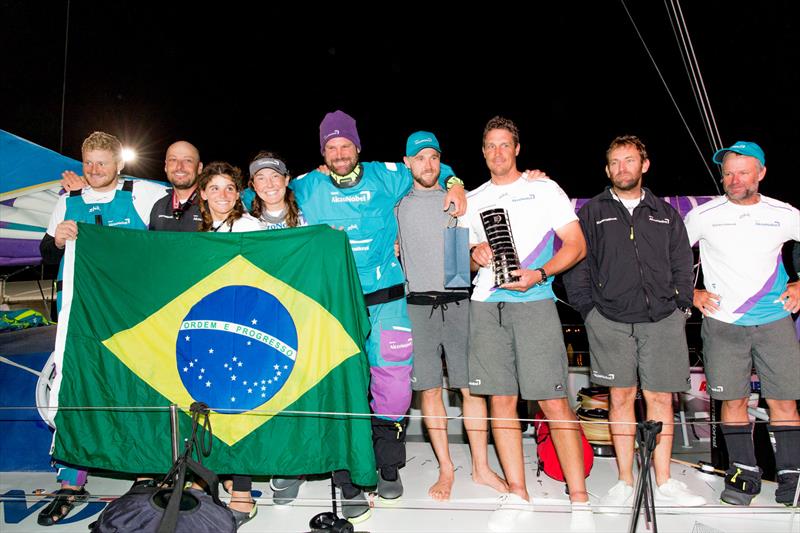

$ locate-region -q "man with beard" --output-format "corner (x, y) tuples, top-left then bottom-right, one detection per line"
(684, 141), (800, 506)
(289, 111), (465, 523)
(37, 131), (166, 526)
(463, 116), (587, 531)
(395, 131), (507, 502)
(564, 135), (703, 510)
(148, 141), (204, 231)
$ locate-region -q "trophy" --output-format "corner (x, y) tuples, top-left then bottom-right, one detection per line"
(480, 208), (521, 287)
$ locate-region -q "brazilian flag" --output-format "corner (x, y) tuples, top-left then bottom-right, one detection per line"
(50, 223), (376, 486)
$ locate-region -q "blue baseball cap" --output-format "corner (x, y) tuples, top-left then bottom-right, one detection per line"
(712, 141), (765, 166)
(406, 131), (441, 157)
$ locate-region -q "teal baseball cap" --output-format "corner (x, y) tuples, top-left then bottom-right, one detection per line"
(406, 131), (441, 157)
(712, 141), (765, 166)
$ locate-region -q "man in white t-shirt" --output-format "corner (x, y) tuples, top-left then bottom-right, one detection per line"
(37, 131), (166, 526)
(684, 141), (800, 506)
(462, 116), (587, 531)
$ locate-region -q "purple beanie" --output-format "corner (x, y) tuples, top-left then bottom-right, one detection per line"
(319, 110), (361, 154)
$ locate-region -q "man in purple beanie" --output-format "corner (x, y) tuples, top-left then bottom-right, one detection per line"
(289, 110), (465, 522)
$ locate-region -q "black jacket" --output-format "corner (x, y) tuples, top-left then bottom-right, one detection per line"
(148, 189), (202, 232)
(564, 187), (693, 323)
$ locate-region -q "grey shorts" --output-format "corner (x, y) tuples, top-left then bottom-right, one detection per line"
(584, 307), (691, 392)
(408, 300), (470, 391)
(701, 316), (800, 400)
(468, 299), (568, 400)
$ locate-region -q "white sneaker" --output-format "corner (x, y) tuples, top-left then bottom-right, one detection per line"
(654, 478), (707, 506)
(488, 493), (532, 532)
(598, 480), (633, 513)
(570, 501), (596, 532)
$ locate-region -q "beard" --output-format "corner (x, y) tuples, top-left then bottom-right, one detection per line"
(413, 171), (440, 189)
(611, 172), (641, 191)
(326, 155), (359, 176)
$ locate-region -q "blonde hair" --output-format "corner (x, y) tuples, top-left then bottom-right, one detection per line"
(82, 131), (123, 162)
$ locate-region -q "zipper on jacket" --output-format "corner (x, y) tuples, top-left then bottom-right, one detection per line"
(629, 216), (654, 321)
(616, 200), (654, 321)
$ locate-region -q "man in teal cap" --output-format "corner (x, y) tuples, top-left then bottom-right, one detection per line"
(684, 141), (800, 506)
(396, 130), (509, 502)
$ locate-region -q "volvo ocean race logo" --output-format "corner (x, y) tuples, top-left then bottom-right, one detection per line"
(176, 285), (297, 412)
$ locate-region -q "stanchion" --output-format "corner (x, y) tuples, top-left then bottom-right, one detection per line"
(169, 404), (179, 463)
(628, 420), (663, 533)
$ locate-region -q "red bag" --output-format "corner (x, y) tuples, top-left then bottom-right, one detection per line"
(533, 411), (594, 482)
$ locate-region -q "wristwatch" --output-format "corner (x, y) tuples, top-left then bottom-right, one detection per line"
(535, 267), (548, 285)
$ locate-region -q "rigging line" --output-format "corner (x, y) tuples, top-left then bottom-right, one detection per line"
(59, 0), (71, 153)
(618, 0), (720, 193)
(668, 0), (722, 152)
(674, 0), (724, 151)
(665, 0), (716, 156)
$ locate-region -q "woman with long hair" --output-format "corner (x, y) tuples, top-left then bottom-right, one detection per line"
(198, 161), (261, 232)
(247, 152), (305, 229)
(196, 161), (259, 527)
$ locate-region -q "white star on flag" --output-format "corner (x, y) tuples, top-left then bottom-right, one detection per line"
(209, 348), (214, 354)
(231, 375), (237, 381)
(206, 381), (211, 387)
(251, 318), (258, 325)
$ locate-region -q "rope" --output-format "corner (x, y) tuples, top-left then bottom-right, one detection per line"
(618, 0), (719, 191)
(2, 403), (795, 427)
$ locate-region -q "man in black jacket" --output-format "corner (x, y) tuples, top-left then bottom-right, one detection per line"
(565, 135), (705, 509)
(148, 141), (203, 231)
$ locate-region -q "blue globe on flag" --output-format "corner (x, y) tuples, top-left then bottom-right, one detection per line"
(176, 285), (298, 412)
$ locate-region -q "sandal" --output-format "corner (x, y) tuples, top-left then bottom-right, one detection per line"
(37, 487), (90, 526)
(230, 500), (258, 529)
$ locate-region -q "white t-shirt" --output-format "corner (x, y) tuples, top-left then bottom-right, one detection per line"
(461, 175), (578, 303)
(684, 194), (800, 325)
(45, 179), (167, 235)
(207, 213), (263, 233)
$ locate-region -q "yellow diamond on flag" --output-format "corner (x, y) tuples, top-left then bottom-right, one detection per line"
(102, 255), (361, 445)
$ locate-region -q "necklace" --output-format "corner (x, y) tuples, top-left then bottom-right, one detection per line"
(261, 209), (286, 225)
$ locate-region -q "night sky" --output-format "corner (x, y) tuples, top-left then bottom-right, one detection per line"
(2, 1), (799, 201)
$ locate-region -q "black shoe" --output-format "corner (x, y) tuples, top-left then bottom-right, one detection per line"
(776, 469), (800, 506)
(37, 488), (90, 526)
(230, 500), (258, 529)
(720, 463), (761, 506)
(131, 478), (157, 490)
(377, 469), (403, 502)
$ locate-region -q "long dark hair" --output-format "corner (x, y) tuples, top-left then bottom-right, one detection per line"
(248, 150), (302, 228)
(197, 161), (245, 232)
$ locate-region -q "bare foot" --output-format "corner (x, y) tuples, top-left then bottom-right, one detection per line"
(473, 467), (509, 493)
(429, 468), (455, 501)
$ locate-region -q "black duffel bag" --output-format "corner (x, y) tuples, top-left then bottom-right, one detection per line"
(91, 403), (236, 533)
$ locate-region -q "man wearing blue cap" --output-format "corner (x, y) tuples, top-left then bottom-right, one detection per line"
(684, 141), (800, 506)
(290, 111), (466, 522)
(396, 131), (508, 502)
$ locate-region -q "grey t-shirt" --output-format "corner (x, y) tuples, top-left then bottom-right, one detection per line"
(396, 187), (459, 293)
